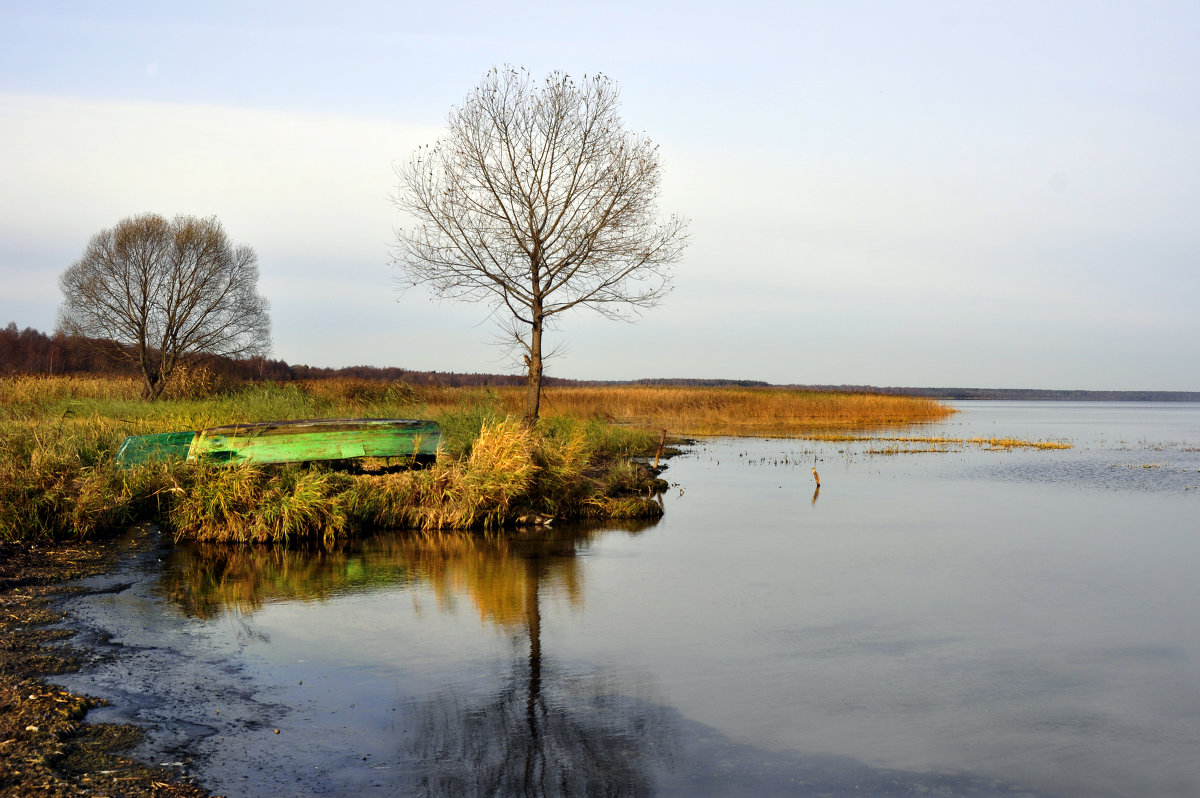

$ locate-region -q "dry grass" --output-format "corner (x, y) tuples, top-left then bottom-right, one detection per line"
(530, 385), (954, 435)
(161, 419), (663, 543)
(347, 418), (543, 533)
(397, 384), (954, 436)
(0, 374), (141, 410)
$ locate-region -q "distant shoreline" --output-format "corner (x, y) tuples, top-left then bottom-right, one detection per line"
(785, 386), (1200, 402)
(618, 379), (1200, 402)
(546, 379), (1200, 402)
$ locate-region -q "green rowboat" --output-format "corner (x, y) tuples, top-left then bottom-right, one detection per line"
(114, 430), (199, 466)
(115, 418), (440, 468)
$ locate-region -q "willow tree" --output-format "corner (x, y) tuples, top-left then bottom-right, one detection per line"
(57, 213), (271, 399)
(392, 67), (689, 426)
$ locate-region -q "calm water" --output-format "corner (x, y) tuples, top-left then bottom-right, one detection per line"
(53, 402), (1200, 797)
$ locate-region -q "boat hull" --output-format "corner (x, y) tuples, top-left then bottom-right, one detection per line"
(115, 431), (199, 467)
(189, 418), (440, 464)
(116, 419), (440, 467)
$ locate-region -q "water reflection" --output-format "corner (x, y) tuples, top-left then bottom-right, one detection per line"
(405, 547), (677, 796)
(159, 521), (657, 621)
(156, 522), (678, 796)
(160, 539), (415, 617)
(407, 668), (676, 797)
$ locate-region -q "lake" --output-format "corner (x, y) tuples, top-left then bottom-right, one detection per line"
(52, 401), (1200, 797)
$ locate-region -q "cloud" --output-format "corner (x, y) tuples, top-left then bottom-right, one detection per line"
(0, 92), (442, 339)
(0, 92), (438, 252)
(2, 84), (1197, 389)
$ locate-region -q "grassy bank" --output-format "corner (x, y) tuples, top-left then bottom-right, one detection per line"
(0, 376), (954, 543)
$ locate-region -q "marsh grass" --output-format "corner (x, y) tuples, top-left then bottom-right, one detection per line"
(1, 376), (953, 542)
(166, 462), (350, 543)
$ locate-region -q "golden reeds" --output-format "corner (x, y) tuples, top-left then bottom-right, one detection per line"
(528, 385), (953, 436)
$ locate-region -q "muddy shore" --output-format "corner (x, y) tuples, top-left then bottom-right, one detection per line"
(0, 530), (212, 797)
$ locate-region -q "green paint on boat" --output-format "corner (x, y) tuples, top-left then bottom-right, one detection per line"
(115, 431), (199, 467)
(116, 418), (440, 468)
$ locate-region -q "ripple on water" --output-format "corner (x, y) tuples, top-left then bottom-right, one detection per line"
(956, 446), (1200, 493)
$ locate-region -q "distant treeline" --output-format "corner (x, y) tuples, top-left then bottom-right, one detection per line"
(0, 323), (550, 387)
(1, 322), (293, 381)
(5, 323), (1197, 400)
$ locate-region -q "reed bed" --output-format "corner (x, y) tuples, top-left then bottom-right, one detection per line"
(528, 385), (954, 436)
(150, 418), (663, 544)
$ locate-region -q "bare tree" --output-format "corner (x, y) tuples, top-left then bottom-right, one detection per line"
(57, 213), (271, 399)
(392, 66), (689, 426)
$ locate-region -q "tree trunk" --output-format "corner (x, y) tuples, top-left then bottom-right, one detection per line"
(523, 316), (543, 427)
(140, 365), (167, 401)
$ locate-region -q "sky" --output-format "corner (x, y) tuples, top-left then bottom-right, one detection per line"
(2, 1), (1198, 391)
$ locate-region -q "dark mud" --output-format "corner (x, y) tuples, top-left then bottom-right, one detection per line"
(0, 530), (212, 797)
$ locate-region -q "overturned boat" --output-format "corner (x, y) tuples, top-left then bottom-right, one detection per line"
(115, 418), (440, 468)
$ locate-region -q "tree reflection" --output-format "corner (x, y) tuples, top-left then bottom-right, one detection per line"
(405, 538), (678, 797)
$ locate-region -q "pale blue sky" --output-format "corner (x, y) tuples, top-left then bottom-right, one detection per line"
(2, 1), (1197, 390)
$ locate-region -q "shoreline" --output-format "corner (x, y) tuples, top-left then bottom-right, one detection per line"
(0, 530), (211, 797)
